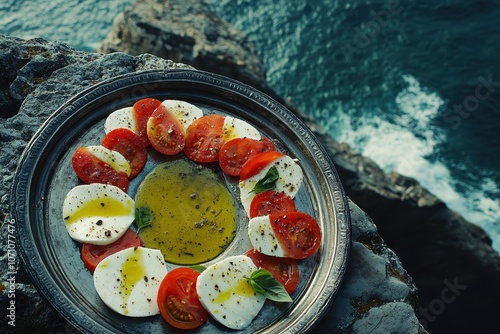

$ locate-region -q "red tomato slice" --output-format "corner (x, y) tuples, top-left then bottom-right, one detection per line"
(158, 268), (209, 330)
(184, 114), (225, 163)
(239, 151), (285, 181)
(81, 229), (142, 273)
(249, 190), (297, 218)
(132, 98), (162, 147)
(71, 147), (129, 191)
(260, 136), (276, 152)
(245, 249), (300, 294)
(147, 104), (186, 155)
(218, 138), (267, 176)
(101, 128), (147, 179)
(269, 212), (322, 260)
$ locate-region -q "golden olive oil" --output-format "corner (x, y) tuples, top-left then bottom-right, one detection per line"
(135, 159), (237, 265)
(65, 195), (133, 226)
(119, 248), (146, 315)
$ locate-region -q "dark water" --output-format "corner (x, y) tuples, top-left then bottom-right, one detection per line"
(206, 0), (500, 251)
(0, 0), (133, 52)
(1, 0), (499, 251)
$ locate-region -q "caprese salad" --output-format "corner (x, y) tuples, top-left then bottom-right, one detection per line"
(62, 97), (322, 330)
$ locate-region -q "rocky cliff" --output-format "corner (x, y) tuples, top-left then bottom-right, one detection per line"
(96, 1), (500, 333)
(96, 0), (270, 98)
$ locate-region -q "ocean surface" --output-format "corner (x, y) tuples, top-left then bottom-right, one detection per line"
(1, 0), (499, 251)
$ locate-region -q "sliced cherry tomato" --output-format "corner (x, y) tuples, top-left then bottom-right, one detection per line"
(158, 268), (209, 330)
(269, 212), (322, 260)
(260, 136), (276, 152)
(132, 98), (162, 147)
(147, 103), (186, 155)
(245, 249), (300, 294)
(219, 137), (267, 176)
(71, 147), (129, 191)
(184, 114), (225, 163)
(239, 151), (285, 181)
(101, 128), (147, 179)
(249, 190), (297, 218)
(81, 229), (142, 273)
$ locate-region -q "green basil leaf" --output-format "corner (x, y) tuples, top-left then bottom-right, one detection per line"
(190, 265), (207, 273)
(135, 205), (153, 232)
(246, 268), (293, 303)
(251, 166), (279, 194)
(249, 279), (266, 295)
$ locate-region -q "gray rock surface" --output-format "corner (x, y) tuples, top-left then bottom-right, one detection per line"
(0, 35), (425, 333)
(317, 202), (423, 333)
(96, 1), (500, 332)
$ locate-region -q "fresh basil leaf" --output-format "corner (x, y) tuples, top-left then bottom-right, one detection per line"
(135, 205), (153, 232)
(251, 166), (279, 194)
(249, 279), (266, 295)
(246, 268), (293, 303)
(190, 265), (207, 273)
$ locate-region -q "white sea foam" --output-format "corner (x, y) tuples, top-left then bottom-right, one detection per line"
(327, 74), (500, 253)
(396, 74), (443, 127)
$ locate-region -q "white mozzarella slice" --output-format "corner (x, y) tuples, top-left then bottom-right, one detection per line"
(248, 215), (286, 257)
(161, 100), (203, 131)
(86, 145), (131, 177)
(104, 106), (137, 134)
(62, 183), (135, 245)
(196, 255), (266, 330)
(239, 155), (303, 215)
(223, 116), (261, 142)
(93, 247), (168, 317)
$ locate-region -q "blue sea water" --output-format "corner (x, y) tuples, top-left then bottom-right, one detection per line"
(1, 0), (499, 251)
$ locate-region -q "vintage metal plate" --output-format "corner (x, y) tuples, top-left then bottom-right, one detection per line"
(11, 69), (350, 333)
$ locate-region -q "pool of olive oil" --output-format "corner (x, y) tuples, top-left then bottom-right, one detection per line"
(135, 158), (237, 265)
